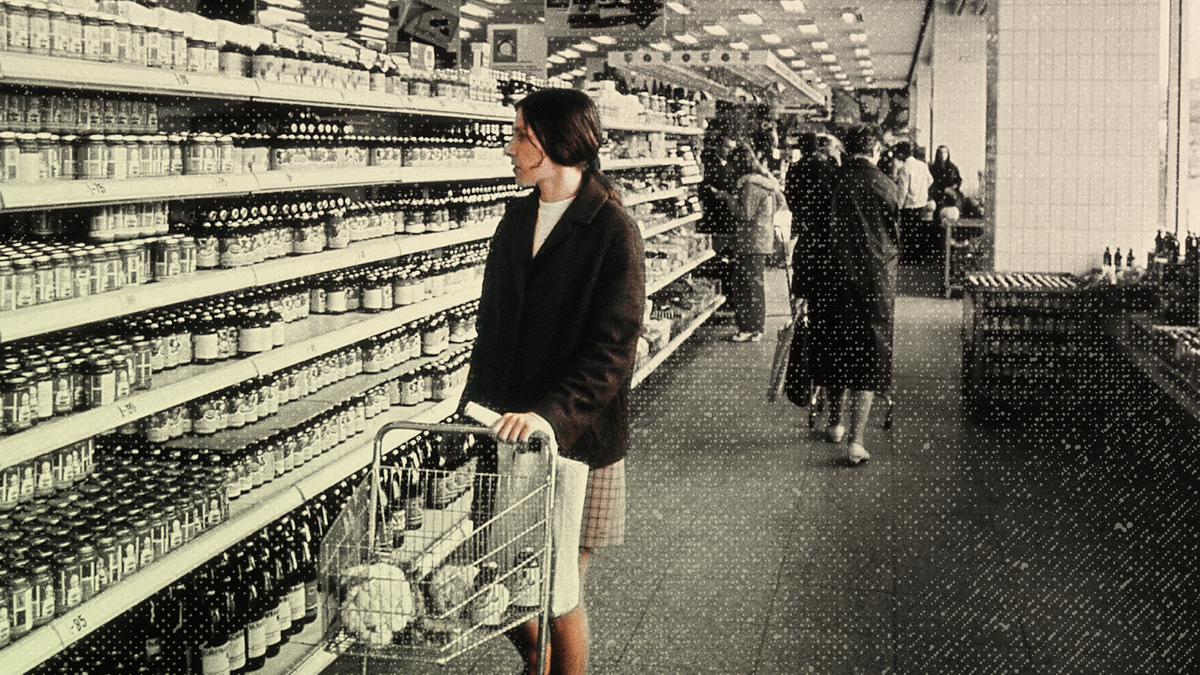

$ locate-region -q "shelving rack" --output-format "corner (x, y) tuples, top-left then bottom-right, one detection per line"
(1, 51), (712, 674)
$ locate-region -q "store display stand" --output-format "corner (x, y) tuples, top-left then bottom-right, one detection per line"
(943, 217), (992, 298)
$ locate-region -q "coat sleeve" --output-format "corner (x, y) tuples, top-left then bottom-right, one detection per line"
(530, 208), (646, 463)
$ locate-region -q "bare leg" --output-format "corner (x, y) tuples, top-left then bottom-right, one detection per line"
(509, 548), (594, 675)
(827, 388), (848, 427)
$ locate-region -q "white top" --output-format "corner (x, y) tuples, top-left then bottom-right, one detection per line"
(533, 196), (575, 257)
(896, 156), (934, 210)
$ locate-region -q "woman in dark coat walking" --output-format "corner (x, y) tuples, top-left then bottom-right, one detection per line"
(807, 125), (901, 465)
(463, 88), (645, 675)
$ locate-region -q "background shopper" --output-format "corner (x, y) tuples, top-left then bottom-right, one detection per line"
(786, 131), (838, 307)
(807, 124), (901, 465)
(930, 144), (964, 211)
(893, 140), (934, 263)
(463, 88), (645, 675)
(716, 132), (787, 342)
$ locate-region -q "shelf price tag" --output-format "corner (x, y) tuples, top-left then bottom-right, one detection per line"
(115, 400), (138, 419)
(84, 182), (107, 196)
(212, 175), (229, 189)
(173, 72), (191, 87)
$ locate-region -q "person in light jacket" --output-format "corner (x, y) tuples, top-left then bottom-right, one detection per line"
(464, 88), (645, 675)
(716, 133), (788, 342)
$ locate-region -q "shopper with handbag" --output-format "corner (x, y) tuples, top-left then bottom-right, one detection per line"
(464, 88), (645, 675)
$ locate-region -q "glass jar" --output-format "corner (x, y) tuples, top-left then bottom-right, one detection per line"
(113, 15), (129, 64)
(69, 250), (91, 299)
(26, 1), (48, 56)
(79, 133), (106, 179)
(127, 21), (145, 67)
(28, 562), (53, 627)
(7, 568), (34, 640)
(59, 133), (77, 179)
(62, 9), (81, 59)
(7, 0), (30, 53)
(1, 374), (35, 433)
(83, 358), (115, 409)
(31, 254), (52, 305)
(96, 14), (114, 63)
(0, 131), (19, 181)
(104, 132), (126, 179)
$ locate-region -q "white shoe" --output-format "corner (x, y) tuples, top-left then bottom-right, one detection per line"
(826, 424), (846, 444)
(729, 331), (763, 343)
(847, 443), (870, 465)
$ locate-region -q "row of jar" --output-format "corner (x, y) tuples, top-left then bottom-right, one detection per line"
(0, 457), (235, 639)
(0, 92), (158, 137)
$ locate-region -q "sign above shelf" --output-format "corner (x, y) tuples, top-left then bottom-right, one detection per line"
(607, 49), (828, 109)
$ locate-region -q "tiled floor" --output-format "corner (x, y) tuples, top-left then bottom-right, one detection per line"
(356, 263), (1197, 674)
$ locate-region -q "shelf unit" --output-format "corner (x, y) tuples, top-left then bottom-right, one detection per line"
(632, 296), (725, 390)
(646, 249), (716, 297)
(4, 394), (463, 675)
(0, 50), (711, 674)
(624, 187), (687, 208)
(642, 211), (702, 239)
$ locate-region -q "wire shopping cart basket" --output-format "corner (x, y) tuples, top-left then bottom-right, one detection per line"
(317, 410), (558, 672)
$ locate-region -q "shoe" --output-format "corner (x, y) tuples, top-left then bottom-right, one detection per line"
(826, 424), (846, 444)
(729, 332), (762, 342)
(847, 443), (870, 466)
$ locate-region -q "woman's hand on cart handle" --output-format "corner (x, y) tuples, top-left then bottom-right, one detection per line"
(493, 411), (555, 445)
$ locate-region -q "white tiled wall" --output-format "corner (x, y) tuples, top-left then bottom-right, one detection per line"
(931, 9), (987, 200)
(993, 0), (1163, 275)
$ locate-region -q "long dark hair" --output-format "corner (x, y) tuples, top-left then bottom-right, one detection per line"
(514, 88), (622, 205)
(932, 144), (953, 169)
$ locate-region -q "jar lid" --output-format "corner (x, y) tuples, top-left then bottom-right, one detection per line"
(87, 134), (108, 141)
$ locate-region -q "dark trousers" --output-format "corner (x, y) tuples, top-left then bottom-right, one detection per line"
(732, 253), (767, 334)
(899, 208), (927, 262)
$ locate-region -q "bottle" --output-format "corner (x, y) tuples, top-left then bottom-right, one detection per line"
(239, 548), (267, 672)
(1126, 247), (1135, 269)
(1114, 247), (1122, 270)
(198, 585), (231, 675)
(220, 570), (246, 673)
(510, 546), (542, 612)
(1102, 246), (1111, 269)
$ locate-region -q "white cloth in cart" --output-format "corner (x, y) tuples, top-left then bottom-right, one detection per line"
(496, 440), (589, 618)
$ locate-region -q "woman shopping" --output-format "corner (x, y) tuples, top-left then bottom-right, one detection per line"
(716, 133), (788, 342)
(806, 124), (901, 465)
(462, 88), (645, 675)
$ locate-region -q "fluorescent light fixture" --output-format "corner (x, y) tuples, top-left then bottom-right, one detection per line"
(460, 3), (494, 18)
(358, 16), (388, 30)
(458, 29), (470, 39)
(861, 68), (874, 76)
(737, 13), (763, 25)
(357, 27), (388, 39)
(761, 34), (781, 44)
(674, 33), (699, 45)
(850, 31), (867, 43)
(650, 41), (673, 51)
(478, 0), (510, 4)
(827, 64), (842, 72)
(574, 42), (598, 52)
(666, 1), (691, 14)
(780, 1), (806, 12)
(834, 73), (848, 80)
(729, 41), (750, 50)
(559, 49), (581, 58)
(810, 40), (828, 51)
(458, 16), (480, 29)
(702, 24), (729, 36)
(259, 7), (304, 21)
(777, 48), (796, 57)
(842, 7), (862, 23)
(548, 55), (567, 64)
(858, 59), (872, 67)
(558, 72), (575, 80)
(801, 68), (814, 75)
(820, 53), (836, 63)
(791, 59), (807, 68)
(263, 0), (302, 8)
(855, 47), (870, 57)
(354, 4), (388, 19)
(570, 67), (586, 76)
(592, 35), (616, 44)
(798, 20), (819, 35)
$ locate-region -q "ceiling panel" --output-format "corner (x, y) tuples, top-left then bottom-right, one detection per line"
(463, 0), (929, 95)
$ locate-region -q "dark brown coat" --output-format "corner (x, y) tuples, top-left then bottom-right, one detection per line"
(463, 172), (645, 468)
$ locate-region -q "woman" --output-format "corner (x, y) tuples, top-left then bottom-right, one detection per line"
(463, 88), (645, 675)
(718, 133), (787, 342)
(930, 144), (963, 209)
(808, 124), (901, 465)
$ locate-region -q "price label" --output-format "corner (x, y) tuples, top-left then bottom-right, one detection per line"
(121, 293), (138, 308)
(116, 401), (138, 419)
(306, 342), (321, 356)
(85, 182), (106, 196)
(68, 613), (89, 636)
(357, 249), (370, 263)
(174, 73), (191, 87)
(213, 175), (229, 188)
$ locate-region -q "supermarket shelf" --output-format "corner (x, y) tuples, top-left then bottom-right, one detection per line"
(1104, 315), (1200, 424)
(631, 295), (725, 390)
(645, 249), (715, 296)
(1, 394), (461, 675)
(0, 223), (497, 345)
(604, 157), (685, 171)
(624, 187), (686, 207)
(605, 118), (703, 136)
(0, 51), (261, 100)
(642, 211), (702, 239)
(0, 284), (481, 474)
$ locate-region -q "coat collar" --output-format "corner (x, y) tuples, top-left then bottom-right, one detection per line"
(512, 172), (612, 264)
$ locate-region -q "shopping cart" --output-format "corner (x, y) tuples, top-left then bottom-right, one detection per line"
(317, 406), (558, 673)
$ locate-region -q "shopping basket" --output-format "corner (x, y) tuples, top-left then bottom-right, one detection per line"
(317, 404), (560, 670)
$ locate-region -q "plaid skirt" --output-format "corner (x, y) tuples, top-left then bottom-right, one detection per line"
(580, 459), (626, 548)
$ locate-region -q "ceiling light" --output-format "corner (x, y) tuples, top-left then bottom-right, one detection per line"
(801, 68), (814, 76)
(458, 16), (480, 29)
(791, 59), (807, 68)
(810, 40), (828, 51)
(458, 29), (470, 39)
(858, 59), (872, 67)
(570, 67), (585, 76)
(861, 68), (874, 76)
(737, 13), (763, 25)
(559, 49), (581, 58)
(674, 34), (698, 44)
(460, 3), (493, 18)
(558, 72), (575, 80)
(820, 53), (836, 63)
(478, 0), (510, 4)
(827, 64), (842, 72)
(855, 47), (870, 57)
(850, 31), (867, 43)
(548, 55), (566, 64)
(592, 35), (616, 45)
(842, 7), (862, 23)
(651, 41), (673, 51)
(702, 24), (729, 36)
(816, 82), (828, 88)
(865, 76), (875, 83)
(761, 34), (781, 44)
(780, 1), (806, 12)
(729, 41), (750, 50)
(798, 20), (819, 35)
(574, 42), (597, 52)
(777, 48), (796, 57)
(666, 1), (691, 14)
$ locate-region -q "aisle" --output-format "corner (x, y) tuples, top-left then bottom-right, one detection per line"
(365, 266), (1195, 674)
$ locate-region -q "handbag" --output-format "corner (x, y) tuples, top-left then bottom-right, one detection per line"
(767, 311), (796, 403)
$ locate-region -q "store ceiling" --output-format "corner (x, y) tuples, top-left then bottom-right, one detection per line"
(464, 0), (932, 95)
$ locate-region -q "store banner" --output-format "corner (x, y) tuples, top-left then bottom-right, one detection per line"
(389, 0), (461, 51)
(487, 24), (547, 79)
(544, 0), (667, 37)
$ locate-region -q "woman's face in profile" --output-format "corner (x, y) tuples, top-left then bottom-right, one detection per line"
(936, 147), (949, 162)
